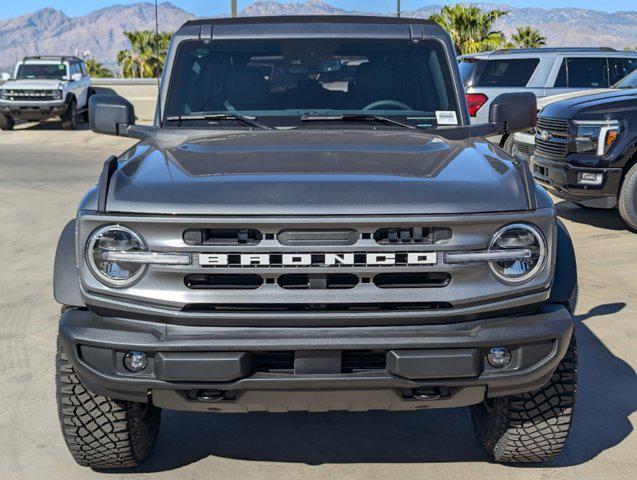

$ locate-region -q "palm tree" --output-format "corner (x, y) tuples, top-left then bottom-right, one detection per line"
(511, 26), (547, 49)
(430, 5), (509, 55)
(85, 58), (113, 78)
(117, 31), (172, 78)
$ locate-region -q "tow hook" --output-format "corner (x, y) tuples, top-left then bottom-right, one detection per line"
(194, 390), (225, 403)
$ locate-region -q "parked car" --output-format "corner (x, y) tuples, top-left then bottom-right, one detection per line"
(460, 47), (637, 148)
(0, 56), (92, 130)
(526, 69), (637, 229)
(54, 16), (577, 468)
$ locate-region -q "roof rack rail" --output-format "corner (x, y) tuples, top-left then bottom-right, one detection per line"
(490, 47), (618, 54)
(22, 55), (82, 62)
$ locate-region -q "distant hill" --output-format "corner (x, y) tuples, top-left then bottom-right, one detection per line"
(1, 1), (637, 74)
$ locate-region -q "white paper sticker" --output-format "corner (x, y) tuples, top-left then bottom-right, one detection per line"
(435, 111), (458, 125)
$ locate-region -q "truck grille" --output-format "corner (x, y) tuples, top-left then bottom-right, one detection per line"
(2, 90), (60, 101)
(535, 116), (571, 159)
(535, 138), (568, 159)
(513, 142), (534, 158)
(536, 117), (569, 134)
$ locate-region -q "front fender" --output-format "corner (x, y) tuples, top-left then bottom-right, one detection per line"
(548, 219), (578, 312)
(53, 219), (84, 307)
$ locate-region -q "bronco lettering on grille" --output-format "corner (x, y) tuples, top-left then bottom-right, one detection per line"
(198, 252), (437, 267)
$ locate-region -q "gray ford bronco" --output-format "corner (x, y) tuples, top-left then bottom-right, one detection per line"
(54, 16), (578, 469)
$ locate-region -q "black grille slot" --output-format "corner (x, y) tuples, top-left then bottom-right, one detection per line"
(184, 274), (263, 289)
(537, 116), (569, 134)
(252, 352), (294, 373)
(341, 350), (386, 372)
(183, 302), (453, 312)
(278, 229), (358, 246)
(374, 227), (451, 245)
(535, 138), (568, 159)
(373, 272), (450, 288)
(278, 273), (359, 289)
(514, 142), (534, 157)
(183, 228), (262, 246)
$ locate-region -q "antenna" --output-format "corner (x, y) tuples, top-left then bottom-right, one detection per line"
(154, 0), (162, 126)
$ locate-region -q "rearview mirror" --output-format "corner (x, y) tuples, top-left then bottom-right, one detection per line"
(489, 92), (537, 134)
(89, 94), (135, 136)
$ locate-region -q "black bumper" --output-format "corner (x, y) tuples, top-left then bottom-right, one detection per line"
(530, 155), (622, 203)
(59, 304), (574, 412)
(0, 102), (67, 120)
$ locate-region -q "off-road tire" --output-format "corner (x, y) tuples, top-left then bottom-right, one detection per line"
(0, 114), (15, 130)
(56, 337), (161, 468)
(618, 162), (637, 231)
(61, 100), (78, 130)
(470, 333), (577, 463)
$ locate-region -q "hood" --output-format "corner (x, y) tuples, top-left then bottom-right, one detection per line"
(540, 89), (637, 119)
(1, 79), (62, 90)
(537, 88), (613, 110)
(105, 130), (530, 216)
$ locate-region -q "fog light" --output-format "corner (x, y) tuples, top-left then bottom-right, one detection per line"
(487, 347), (511, 369)
(578, 172), (603, 185)
(123, 351), (148, 372)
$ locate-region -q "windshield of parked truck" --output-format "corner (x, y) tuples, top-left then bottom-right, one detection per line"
(16, 63), (67, 80)
(164, 39), (460, 128)
(614, 69), (637, 89)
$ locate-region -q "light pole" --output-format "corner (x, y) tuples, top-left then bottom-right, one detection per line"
(397, 0), (401, 18)
(232, 0), (237, 18)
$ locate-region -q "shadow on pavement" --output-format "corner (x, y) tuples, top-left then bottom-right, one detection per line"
(18, 120), (91, 131)
(555, 200), (628, 232)
(102, 302), (635, 473)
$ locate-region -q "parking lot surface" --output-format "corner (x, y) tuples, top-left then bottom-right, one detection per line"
(0, 122), (635, 479)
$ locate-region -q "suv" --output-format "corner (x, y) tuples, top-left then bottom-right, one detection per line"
(54, 16), (577, 468)
(0, 56), (91, 130)
(527, 69), (637, 229)
(460, 47), (637, 143)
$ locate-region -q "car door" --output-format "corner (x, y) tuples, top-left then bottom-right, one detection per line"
(78, 61), (90, 108)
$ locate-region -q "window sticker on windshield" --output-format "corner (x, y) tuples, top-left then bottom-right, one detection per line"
(435, 111), (458, 125)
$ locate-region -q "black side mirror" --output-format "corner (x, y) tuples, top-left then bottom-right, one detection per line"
(489, 92), (537, 135)
(89, 94), (135, 136)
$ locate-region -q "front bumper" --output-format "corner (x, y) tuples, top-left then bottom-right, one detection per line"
(530, 155), (622, 206)
(59, 304), (574, 412)
(0, 100), (67, 120)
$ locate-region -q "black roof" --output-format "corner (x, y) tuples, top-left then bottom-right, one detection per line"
(184, 15), (436, 27)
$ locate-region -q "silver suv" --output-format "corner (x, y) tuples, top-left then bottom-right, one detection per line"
(460, 47), (637, 140)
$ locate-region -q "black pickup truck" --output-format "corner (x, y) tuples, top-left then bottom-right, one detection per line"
(53, 16), (577, 468)
(530, 69), (637, 230)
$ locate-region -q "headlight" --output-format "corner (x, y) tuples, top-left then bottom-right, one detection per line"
(86, 225), (148, 288)
(0, 89), (7, 99)
(51, 90), (62, 100)
(574, 120), (620, 156)
(488, 223), (547, 284)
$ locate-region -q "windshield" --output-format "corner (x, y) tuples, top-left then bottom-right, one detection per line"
(613, 69), (637, 89)
(16, 63), (67, 80)
(164, 39), (459, 128)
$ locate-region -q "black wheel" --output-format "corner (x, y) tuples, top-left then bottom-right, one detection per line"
(471, 334), (577, 463)
(56, 337), (161, 468)
(61, 100), (78, 130)
(0, 114), (15, 131)
(618, 163), (637, 231)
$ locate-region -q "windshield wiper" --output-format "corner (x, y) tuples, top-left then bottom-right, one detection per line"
(300, 113), (417, 130)
(165, 113), (271, 130)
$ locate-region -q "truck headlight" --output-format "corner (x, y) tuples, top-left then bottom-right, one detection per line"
(489, 223), (547, 284)
(86, 225), (148, 287)
(574, 120), (620, 156)
(0, 89), (7, 99)
(51, 90), (62, 100)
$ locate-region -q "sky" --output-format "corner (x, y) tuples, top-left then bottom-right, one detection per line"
(1, 0), (637, 20)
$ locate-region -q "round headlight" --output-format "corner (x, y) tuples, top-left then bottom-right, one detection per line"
(86, 225), (147, 287)
(489, 223), (547, 284)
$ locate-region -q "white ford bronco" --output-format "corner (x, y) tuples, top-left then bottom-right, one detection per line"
(0, 56), (92, 130)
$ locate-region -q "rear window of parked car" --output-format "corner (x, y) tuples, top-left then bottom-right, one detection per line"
(554, 57), (637, 88)
(468, 58), (540, 87)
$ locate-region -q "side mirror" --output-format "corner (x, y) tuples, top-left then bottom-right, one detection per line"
(1, 72), (10, 82)
(489, 92), (537, 134)
(71, 72), (83, 82)
(89, 94), (135, 136)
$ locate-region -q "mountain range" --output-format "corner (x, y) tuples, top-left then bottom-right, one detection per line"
(1, 1), (637, 74)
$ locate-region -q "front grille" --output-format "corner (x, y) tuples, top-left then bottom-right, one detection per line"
(513, 142), (534, 157)
(374, 227), (452, 244)
(2, 90), (60, 101)
(535, 138), (568, 159)
(536, 116), (569, 134)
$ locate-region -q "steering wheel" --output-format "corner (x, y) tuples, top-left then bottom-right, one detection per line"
(362, 100), (412, 111)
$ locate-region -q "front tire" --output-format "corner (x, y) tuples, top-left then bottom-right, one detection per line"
(618, 163), (637, 231)
(56, 337), (161, 468)
(471, 334), (577, 463)
(0, 114), (15, 130)
(61, 100), (78, 130)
